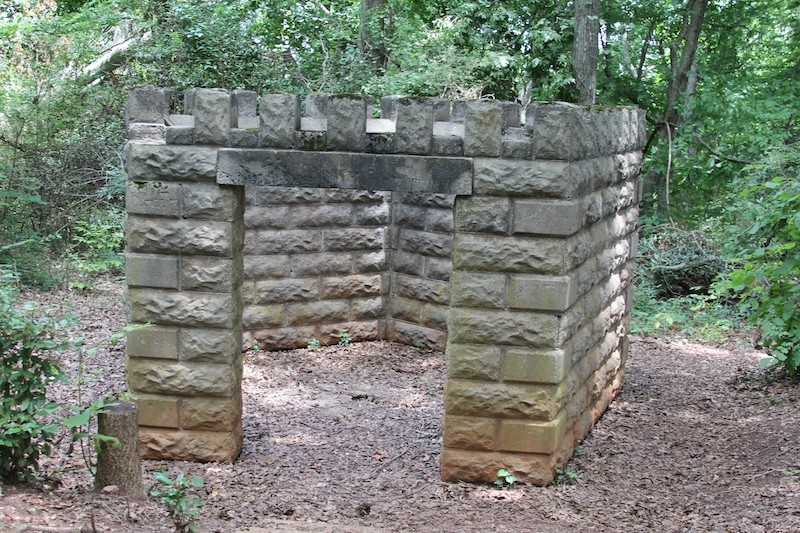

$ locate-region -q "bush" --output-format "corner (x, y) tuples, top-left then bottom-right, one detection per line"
(715, 145), (800, 373)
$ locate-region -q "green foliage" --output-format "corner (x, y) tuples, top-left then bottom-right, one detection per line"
(66, 206), (125, 290)
(335, 331), (352, 347)
(493, 468), (517, 488)
(553, 467), (580, 485)
(150, 469), (204, 533)
(306, 338), (321, 351)
(715, 146), (800, 373)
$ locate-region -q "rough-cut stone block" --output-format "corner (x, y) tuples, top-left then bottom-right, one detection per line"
(140, 426), (242, 462)
(126, 217), (240, 257)
(182, 256), (241, 292)
(126, 326), (179, 360)
(440, 449), (554, 485)
(251, 278), (319, 304)
(232, 90), (257, 116)
(181, 328), (241, 363)
(445, 379), (566, 420)
(126, 144), (218, 182)
(321, 274), (382, 299)
(216, 150), (473, 195)
(394, 203), (426, 230)
(513, 198), (584, 236)
(324, 228), (385, 251)
(448, 309), (558, 347)
(126, 254), (178, 289)
(353, 203), (390, 225)
(128, 123), (166, 143)
(230, 128), (258, 147)
(327, 96), (367, 151)
(193, 89), (232, 145)
(244, 229), (321, 255)
(242, 304), (284, 329)
(502, 348), (569, 384)
(443, 416), (496, 451)
(391, 296), (422, 323)
(126, 181), (180, 217)
(290, 204), (352, 227)
(325, 189), (389, 203)
(287, 300), (349, 325)
(452, 234), (565, 274)
(392, 251), (424, 276)
(351, 297), (385, 320)
(508, 274), (577, 312)
(166, 125), (193, 145)
(432, 133), (464, 156)
(128, 360), (237, 397)
(182, 395), (242, 431)
(393, 274), (449, 305)
(246, 186), (324, 206)
(425, 208), (454, 233)
(288, 253), (353, 277)
(244, 206), (291, 230)
(182, 183), (242, 221)
(243, 255), (288, 279)
(387, 320), (446, 350)
(464, 101), (502, 157)
(127, 86), (169, 124)
(425, 257), (453, 281)
(473, 158), (571, 198)
(397, 229), (452, 258)
(137, 397), (179, 428)
(260, 93), (300, 149)
(128, 289), (239, 329)
(445, 343), (502, 381)
(454, 196), (511, 234)
(420, 302), (449, 330)
(450, 272), (506, 309)
(527, 102), (586, 161)
(497, 415), (566, 454)
(395, 98), (434, 154)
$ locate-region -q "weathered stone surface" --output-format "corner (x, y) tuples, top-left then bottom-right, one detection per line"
(126, 326), (179, 360)
(232, 90), (257, 117)
(508, 274), (577, 312)
(250, 278), (319, 304)
(393, 203), (426, 230)
(353, 203), (390, 225)
(351, 297), (386, 320)
(324, 228), (385, 251)
(396, 229), (452, 257)
(392, 251), (425, 276)
(245, 186), (324, 206)
(512, 198), (584, 236)
(128, 123), (166, 143)
(128, 289), (239, 328)
(126, 181), (180, 217)
(126, 254), (178, 289)
(286, 300), (349, 325)
(181, 328), (241, 363)
(126, 86), (169, 124)
(527, 102), (586, 160)
(452, 234), (565, 274)
(387, 320), (446, 350)
(464, 101), (502, 157)
(393, 274), (449, 305)
(390, 296), (423, 323)
(443, 416), (495, 451)
(497, 415), (566, 454)
(126, 144), (218, 182)
(259, 93), (300, 149)
(395, 98), (434, 154)
(502, 348), (569, 384)
(217, 149), (474, 195)
(321, 274), (382, 299)
(244, 205), (290, 230)
(182, 183), (242, 221)
(425, 257), (452, 281)
(440, 449), (554, 485)
(288, 252), (353, 277)
(243, 255), (288, 279)
(182, 394), (242, 431)
(128, 360), (237, 397)
(448, 309), (558, 347)
(473, 158), (570, 197)
(230, 128), (258, 148)
(425, 208), (454, 233)
(139, 426), (242, 462)
(399, 193), (456, 208)
(193, 88), (232, 145)
(166, 125), (193, 145)
(137, 397), (180, 428)
(245, 229), (321, 255)
(454, 196), (510, 234)
(445, 379), (566, 420)
(242, 304), (284, 329)
(420, 303), (449, 331)
(325, 189), (389, 203)
(182, 256), (241, 292)
(449, 272), (506, 309)
(290, 204), (352, 227)
(445, 343), (502, 381)
(127, 217), (241, 257)
(327, 96), (367, 151)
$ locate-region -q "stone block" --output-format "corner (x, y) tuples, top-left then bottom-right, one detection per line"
(445, 379), (565, 420)
(181, 328), (242, 363)
(286, 300), (350, 325)
(513, 198), (584, 236)
(420, 303), (449, 330)
(432, 133), (464, 156)
(232, 90), (258, 116)
(126, 181), (180, 217)
(392, 251), (425, 276)
(452, 234), (566, 274)
(182, 256), (241, 292)
(137, 397), (179, 428)
(502, 348), (570, 384)
(230, 128), (258, 147)
(393, 203), (426, 230)
(246, 186), (324, 206)
(288, 252), (353, 277)
(244, 206), (291, 230)
(259, 93), (300, 149)
(305, 94), (328, 117)
(353, 203), (390, 225)
(321, 274), (383, 299)
(527, 102), (586, 160)
(443, 416), (496, 451)
(440, 449), (554, 485)
(128, 123), (166, 143)
(140, 426), (242, 462)
(425, 257), (452, 281)
(454, 196), (511, 234)
(445, 343), (502, 381)
(128, 289), (239, 329)
(449, 272), (506, 309)
(290, 203), (352, 227)
(126, 326), (179, 360)
(251, 278), (319, 304)
(182, 394), (242, 431)
(393, 273), (449, 305)
(182, 183), (242, 221)
(325, 189), (389, 204)
(396, 229), (452, 258)
(126, 86), (169, 124)
(126, 217), (240, 257)
(508, 274), (577, 312)
(387, 320), (446, 350)
(126, 144), (218, 182)
(395, 98), (434, 154)
(497, 415), (566, 454)
(166, 125), (194, 145)
(126, 254), (178, 289)
(193, 88), (232, 145)
(242, 304), (284, 329)
(464, 101), (502, 157)
(448, 308), (558, 348)
(425, 208), (453, 233)
(472, 158), (571, 198)
(351, 297), (386, 320)
(128, 359), (237, 397)
(390, 296), (422, 323)
(243, 255), (288, 279)
(244, 229), (321, 255)
(327, 96), (367, 151)
(324, 228), (385, 251)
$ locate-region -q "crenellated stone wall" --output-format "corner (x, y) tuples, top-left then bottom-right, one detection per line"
(123, 86), (644, 484)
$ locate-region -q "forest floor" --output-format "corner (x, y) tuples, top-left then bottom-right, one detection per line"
(1, 278), (799, 533)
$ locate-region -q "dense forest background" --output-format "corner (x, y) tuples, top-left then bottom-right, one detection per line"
(0, 0), (798, 370)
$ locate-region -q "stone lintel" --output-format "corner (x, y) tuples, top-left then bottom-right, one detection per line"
(217, 149), (473, 195)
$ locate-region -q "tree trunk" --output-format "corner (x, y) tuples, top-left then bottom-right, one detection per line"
(95, 402), (144, 498)
(573, 0), (601, 104)
(359, 0), (388, 70)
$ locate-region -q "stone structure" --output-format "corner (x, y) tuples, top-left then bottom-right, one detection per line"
(124, 87), (644, 484)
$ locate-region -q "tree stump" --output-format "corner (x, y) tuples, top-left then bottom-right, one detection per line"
(95, 401), (144, 497)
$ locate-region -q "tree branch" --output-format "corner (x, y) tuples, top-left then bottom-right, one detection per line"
(694, 136), (755, 165)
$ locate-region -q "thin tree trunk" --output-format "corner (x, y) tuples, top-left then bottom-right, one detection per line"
(359, 0), (388, 70)
(573, 0), (601, 104)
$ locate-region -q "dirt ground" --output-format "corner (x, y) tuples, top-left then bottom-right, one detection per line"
(1, 278), (799, 533)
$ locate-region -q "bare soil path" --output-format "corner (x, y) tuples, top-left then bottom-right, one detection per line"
(1, 279), (798, 532)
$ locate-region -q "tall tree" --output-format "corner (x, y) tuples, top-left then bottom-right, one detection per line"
(572, 0), (601, 103)
(359, 0), (388, 70)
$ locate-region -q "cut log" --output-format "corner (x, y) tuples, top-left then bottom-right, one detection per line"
(95, 401), (144, 498)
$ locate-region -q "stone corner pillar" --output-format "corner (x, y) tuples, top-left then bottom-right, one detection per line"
(124, 87), (245, 462)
